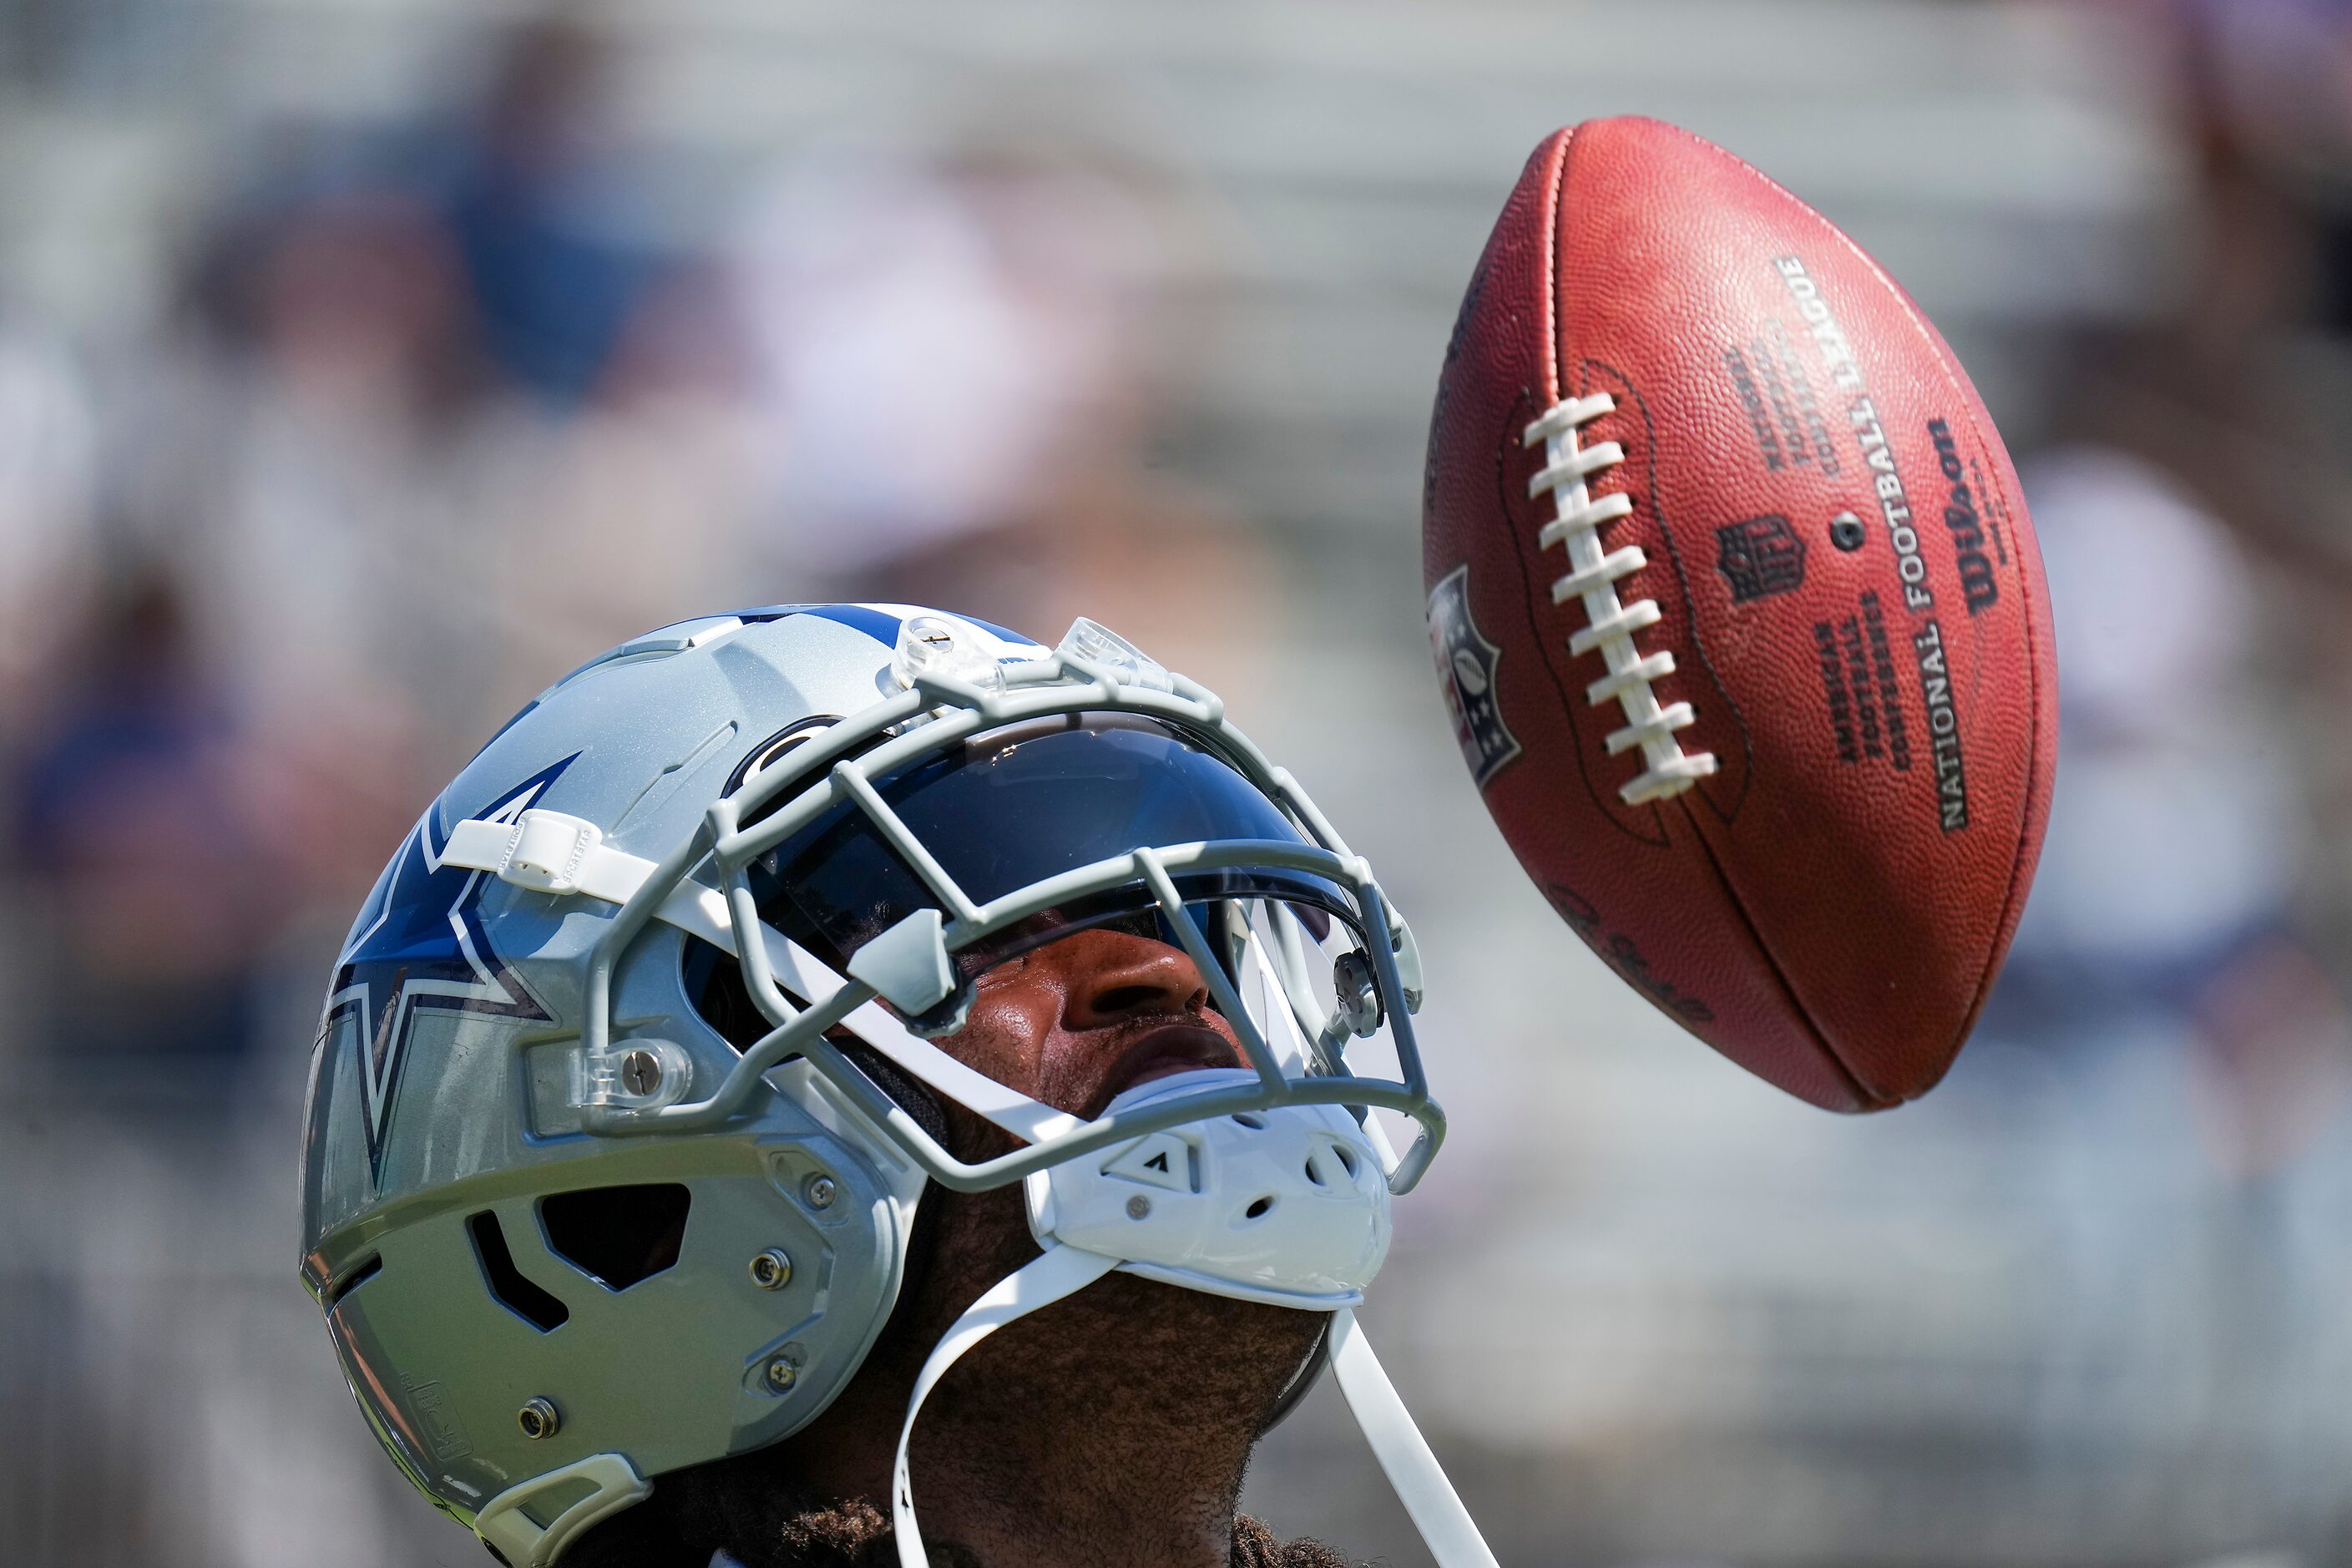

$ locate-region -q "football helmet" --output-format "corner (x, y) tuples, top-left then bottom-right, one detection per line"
(297, 604), (1496, 1568)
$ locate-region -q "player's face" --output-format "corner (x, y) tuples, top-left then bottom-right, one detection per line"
(935, 920), (1244, 1120)
(816, 917), (1324, 1508)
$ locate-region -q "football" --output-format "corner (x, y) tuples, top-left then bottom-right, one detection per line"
(1422, 117), (2056, 1111)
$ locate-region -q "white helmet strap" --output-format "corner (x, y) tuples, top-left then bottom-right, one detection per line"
(889, 1244), (1119, 1568)
(1324, 1312), (1501, 1568)
(443, 814), (1496, 1565)
(889, 1246), (1499, 1568)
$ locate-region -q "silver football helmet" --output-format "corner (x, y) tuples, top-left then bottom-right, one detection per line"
(297, 604), (1496, 1568)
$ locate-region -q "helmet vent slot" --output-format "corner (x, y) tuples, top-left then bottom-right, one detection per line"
(468, 1211), (571, 1332)
(541, 1184), (691, 1291)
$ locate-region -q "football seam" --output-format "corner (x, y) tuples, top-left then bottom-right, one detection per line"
(1940, 427), (2051, 1063)
(1515, 129), (1673, 846)
(1628, 116), (1976, 1106)
(1550, 129), (1869, 1109)
(1674, 792), (1882, 1110)
(1744, 139), (2051, 1087)
(1540, 125), (1569, 414)
(1534, 130), (1722, 812)
(1693, 123), (2041, 1100)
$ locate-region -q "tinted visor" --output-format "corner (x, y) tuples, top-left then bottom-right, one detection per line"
(745, 716), (1348, 984)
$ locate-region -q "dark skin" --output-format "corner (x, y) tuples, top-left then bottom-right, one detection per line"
(562, 921), (1345, 1568)
(766, 926), (1332, 1568)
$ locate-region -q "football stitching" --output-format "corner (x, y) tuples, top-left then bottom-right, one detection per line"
(1585, 358), (1754, 825)
(1529, 124), (1715, 809)
(1522, 392), (1718, 806)
(1493, 388), (1668, 847)
(1516, 130), (1668, 844)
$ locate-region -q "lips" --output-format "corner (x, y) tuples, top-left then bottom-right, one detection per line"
(1080, 1023), (1241, 1119)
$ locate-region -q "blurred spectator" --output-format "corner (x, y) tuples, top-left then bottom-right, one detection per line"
(431, 16), (662, 409)
(1997, 449), (2296, 1034)
(11, 569), (269, 1082)
(728, 107), (1278, 701)
(92, 13), (730, 925)
(1975, 6), (2352, 1522)
(476, 282), (767, 695)
(0, 311), (99, 743)
(23, 3), (2352, 1565)
(145, 184), (486, 826)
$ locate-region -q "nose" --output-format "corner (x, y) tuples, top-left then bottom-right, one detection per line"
(1048, 927), (1211, 1028)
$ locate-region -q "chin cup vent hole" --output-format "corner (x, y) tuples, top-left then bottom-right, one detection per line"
(1244, 1195), (1277, 1222)
(541, 1184), (691, 1291)
(1302, 1140), (1363, 1191)
(468, 1212), (570, 1333)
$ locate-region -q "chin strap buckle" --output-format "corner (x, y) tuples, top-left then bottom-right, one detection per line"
(442, 808), (653, 907)
(495, 810), (604, 895)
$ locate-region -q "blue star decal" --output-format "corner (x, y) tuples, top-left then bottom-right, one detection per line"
(324, 755), (579, 1181)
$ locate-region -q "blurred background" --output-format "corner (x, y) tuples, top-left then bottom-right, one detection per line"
(0, 0), (2347, 1563)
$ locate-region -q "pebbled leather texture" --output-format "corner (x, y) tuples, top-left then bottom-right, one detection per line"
(1423, 118), (2057, 1110)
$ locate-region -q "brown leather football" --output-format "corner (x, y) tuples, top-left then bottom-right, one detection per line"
(1422, 118), (2057, 1110)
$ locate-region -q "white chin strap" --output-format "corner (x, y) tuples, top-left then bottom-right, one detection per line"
(889, 1243), (1118, 1567)
(438, 812), (1490, 1562)
(889, 1071), (1499, 1566)
(888, 1250), (1495, 1568)
(1323, 1311), (1500, 1568)
(889, 1258), (1500, 1568)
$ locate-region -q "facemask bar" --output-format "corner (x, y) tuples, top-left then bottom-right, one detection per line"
(573, 639), (1444, 1195)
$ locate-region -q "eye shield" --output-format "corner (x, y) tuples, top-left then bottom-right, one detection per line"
(746, 716), (1350, 1031)
(439, 620), (1442, 1195)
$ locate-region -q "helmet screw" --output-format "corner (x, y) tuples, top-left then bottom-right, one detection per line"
(802, 1173), (837, 1210)
(620, 1049), (662, 1097)
(749, 1248), (793, 1290)
(1332, 949), (1382, 1038)
(766, 1357), (798, 1392)
(517, 1397), (561, 1440)
(1125, 1195), (1151, 1220)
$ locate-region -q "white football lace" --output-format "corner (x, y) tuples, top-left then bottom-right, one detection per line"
(1524, 393), (1718, 805)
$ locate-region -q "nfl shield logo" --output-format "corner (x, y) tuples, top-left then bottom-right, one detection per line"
(1428, 564), (1520, 787)
(1714, 513), (1808, 604)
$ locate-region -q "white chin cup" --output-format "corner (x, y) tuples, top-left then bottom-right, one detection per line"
(1024, 1068), (1392, 1308)
(893, 1068), (1497, 1568)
